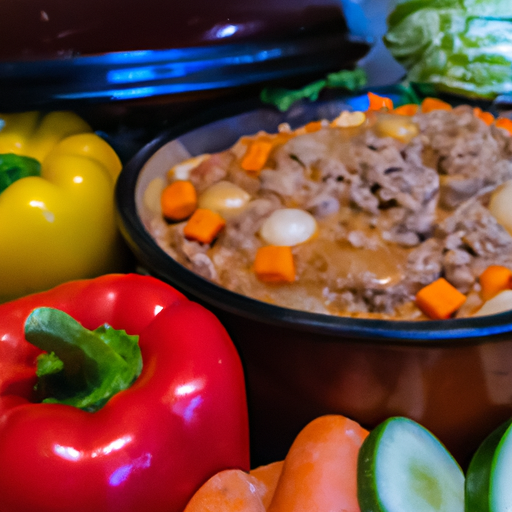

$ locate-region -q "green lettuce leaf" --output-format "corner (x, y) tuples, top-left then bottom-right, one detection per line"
(384, 0), (512, 98)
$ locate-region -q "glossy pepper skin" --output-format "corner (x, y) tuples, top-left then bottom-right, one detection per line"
(0, 273), (250, 512)
(0, 111), (126, 303)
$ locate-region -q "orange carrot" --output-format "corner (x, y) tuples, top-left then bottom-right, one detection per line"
(415, 277), (467, 319)
(241, 132), (293, 147)
(250, 461), (284, 509)
(183, 469), (266, 512)
(473, 107), (494, 126)
(479, 265), (512, 301)
(160, 180), (197, 221)
(393, 103), (419, 116)
(421, 97), (452, 113)
(303, 121), (323, 133)
(274, 132), (296, 145)
(495, 117), (512, 136)
(254, 246), (295, 283)
(267, 415), (369, 512)
(367, 92), (393, 111)
(241, 140), (274, 174)
(183, 208), (226, 244)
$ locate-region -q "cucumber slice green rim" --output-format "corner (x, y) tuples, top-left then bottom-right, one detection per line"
(466, 418), (512, 512)
(358, 417), (465, 512)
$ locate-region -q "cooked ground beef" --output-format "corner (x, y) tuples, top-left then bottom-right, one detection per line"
(148, 105), (512, 320)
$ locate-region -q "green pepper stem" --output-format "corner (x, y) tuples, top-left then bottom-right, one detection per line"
(25, 307), (142, 412)
(0, 153), (41, 194)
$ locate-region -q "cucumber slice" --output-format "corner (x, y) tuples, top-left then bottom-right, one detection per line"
(358, 417), (465, 512)
(466, 418), (512, 512)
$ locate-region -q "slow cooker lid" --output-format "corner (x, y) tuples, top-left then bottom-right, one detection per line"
(0, 0), (371, 110)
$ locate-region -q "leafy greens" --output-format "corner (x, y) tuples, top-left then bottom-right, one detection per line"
(384, 0), (512, 99)
(260, 68), (368, 112)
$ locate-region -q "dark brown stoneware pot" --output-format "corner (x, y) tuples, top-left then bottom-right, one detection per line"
(116, 94), (512, 469)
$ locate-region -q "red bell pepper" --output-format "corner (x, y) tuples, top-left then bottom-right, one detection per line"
(0, 273), (250, 512)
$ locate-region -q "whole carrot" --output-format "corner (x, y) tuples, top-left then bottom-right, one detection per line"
(268, 415), (369, 512)
(183, 469), (266, 512)
(250, 460), (284, 509)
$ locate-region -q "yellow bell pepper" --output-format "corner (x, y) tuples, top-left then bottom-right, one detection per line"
(0, 111), (126, 302)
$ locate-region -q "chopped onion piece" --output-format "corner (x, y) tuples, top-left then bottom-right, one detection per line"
(474, 290), (512, 317)
(260, 208), (317, 246)
(198, 181), (251, 217)
(143, 177), (165, 215)
(168, 154), (210, 181)
(489, 180), (512, 235)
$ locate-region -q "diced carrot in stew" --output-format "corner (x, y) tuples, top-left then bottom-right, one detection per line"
(421, 97), (452, 113)
(303, 120), (323, 133)
(160, 180), (197, 221)
(415, 277), (467, 319)
(267, 415), (368, 512)
(367, 92), (393, 111)
(183, 208), (225, 244)
(241, 140), (274, 174)
(473, 107), (494, 126)
(495, 117), (512, 136)
(254, 246), (295, 283)
(393, 103), (419, 116)
(479, 265), (512, 301)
